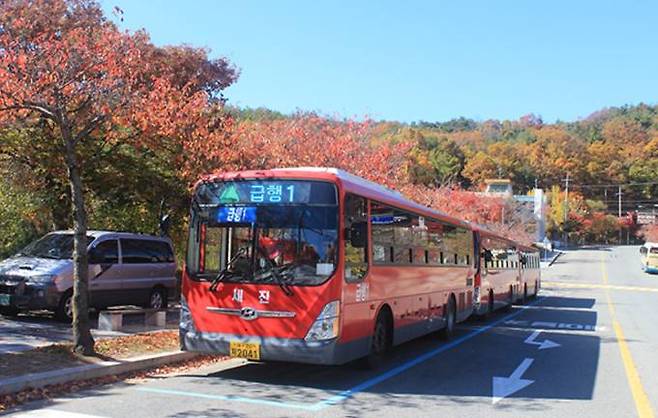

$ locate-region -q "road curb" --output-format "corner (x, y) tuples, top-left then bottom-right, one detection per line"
(0, 350), (199, 396)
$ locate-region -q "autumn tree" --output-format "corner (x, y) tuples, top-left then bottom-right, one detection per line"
(0, 0), (237, 354)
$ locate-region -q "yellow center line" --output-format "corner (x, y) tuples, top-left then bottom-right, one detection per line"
(543, 280), (658, 294)
(601, 255), (654, 418)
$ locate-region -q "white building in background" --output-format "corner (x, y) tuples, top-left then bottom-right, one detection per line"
(483, 179), (547, 243)
(484, 179), (513, 196)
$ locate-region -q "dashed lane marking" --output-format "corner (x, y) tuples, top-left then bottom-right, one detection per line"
(543, 280), (658, 294)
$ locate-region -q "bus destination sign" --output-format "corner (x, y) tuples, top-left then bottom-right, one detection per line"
(198, 181), (337, 206)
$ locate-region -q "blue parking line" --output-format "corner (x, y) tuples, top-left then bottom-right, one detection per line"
(136, 297), (544, 412)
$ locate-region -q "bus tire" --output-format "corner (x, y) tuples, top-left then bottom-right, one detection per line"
(440, 296), (456, 340)
(487, 290), (495, 316)
(363, 308), (393, 369)
(503, 286), (513, 311)
(477, 290), (494, 321)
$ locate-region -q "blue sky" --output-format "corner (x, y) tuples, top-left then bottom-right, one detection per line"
(102, 1), (658, 123)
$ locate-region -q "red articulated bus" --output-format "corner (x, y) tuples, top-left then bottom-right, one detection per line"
(471, 230), (542, 317)
(180, 167), (539, 366)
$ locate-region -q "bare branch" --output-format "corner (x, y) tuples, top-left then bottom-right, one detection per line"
(74, 115), (106, 143)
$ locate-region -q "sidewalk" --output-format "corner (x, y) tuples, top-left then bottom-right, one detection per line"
(0, 329), (227, 404)
(0, 350), (198, 396)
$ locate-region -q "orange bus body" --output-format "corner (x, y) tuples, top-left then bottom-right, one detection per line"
(180, 168), (540, 365)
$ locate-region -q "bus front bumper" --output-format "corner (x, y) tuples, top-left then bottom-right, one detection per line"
(179, 298), (367, 365)
(645, 265), (658, 274)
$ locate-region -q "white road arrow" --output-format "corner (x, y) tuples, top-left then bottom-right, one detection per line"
(524, 330), (561, 350)
(492, 358), (535, 404)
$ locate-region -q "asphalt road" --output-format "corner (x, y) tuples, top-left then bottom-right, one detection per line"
(4, 246), (657, 418)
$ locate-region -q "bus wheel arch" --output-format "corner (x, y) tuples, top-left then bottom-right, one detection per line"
(374, 303), (394, 347)
(363, 303), (393, 369)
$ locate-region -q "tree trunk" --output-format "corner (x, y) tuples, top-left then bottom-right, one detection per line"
(47, 177), (72, 230)
(62, 130), (95, 355)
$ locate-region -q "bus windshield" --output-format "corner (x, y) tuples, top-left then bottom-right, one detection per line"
(187, 180), (338, 286)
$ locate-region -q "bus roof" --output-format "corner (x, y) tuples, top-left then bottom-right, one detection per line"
(197, 167), (471, 228)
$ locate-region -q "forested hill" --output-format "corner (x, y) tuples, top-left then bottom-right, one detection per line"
(2, 101), (656, 259)
(233, 103), (658, 202)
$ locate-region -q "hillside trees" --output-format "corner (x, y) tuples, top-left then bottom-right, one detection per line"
(0, 0), (237, 354)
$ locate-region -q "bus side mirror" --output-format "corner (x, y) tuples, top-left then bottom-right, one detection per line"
(346, 222), (367, 248)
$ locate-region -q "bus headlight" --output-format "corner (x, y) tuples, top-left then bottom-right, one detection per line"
(304, 300), (340, 341)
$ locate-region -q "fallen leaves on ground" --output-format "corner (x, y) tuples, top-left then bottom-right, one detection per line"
(94, 330), (180, 359)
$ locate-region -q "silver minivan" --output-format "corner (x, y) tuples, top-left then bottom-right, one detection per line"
(0, 231), (177, 321)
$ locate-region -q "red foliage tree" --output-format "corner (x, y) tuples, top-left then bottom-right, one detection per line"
(638, 225), (658, 242)
(184, 114), (412, 188)
(0, 0), (237, 354)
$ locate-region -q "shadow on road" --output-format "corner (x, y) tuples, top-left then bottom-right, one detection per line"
(170, 295), (601, 410)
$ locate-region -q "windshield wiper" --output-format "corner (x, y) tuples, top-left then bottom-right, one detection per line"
(255, 245), (294, 296)
(209, 247), (248, 292)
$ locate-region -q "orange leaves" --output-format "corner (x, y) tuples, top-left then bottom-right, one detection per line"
(639, 224), (658, 242)
(0, 0), (237, 151)
(179, 113), (409, 188)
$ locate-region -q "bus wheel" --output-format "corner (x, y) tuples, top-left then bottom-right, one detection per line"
(440, 296), (456, 340)
(364, 311), (392, 369)
(504, 286), (513, 311)
(488, 290), (495, 316)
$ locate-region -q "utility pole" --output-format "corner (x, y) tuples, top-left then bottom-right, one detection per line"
(617, 186), (623, 244)
(562, 173), (570, 247)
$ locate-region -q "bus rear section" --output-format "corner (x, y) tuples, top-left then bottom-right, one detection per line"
(519, 246), (541, 298)
(180, 175), (352, 365)
(473, 230), (523, 315)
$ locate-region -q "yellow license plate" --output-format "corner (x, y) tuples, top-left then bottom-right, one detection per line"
(229, 342), (260, 360)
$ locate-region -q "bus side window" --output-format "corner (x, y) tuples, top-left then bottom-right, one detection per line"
(344, 194), (368, 282)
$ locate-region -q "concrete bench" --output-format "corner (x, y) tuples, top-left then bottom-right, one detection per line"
(98, 308), (166, 332)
